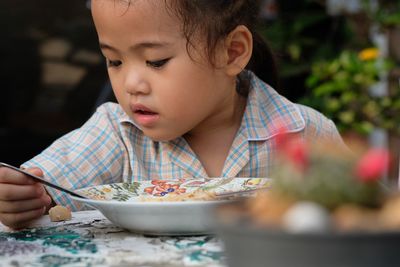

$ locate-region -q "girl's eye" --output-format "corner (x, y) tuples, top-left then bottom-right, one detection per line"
(146, 58), (170, 69)
(107, 59), (122, 68)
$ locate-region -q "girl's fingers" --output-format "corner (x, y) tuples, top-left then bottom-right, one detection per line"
(0, 167), (42, 185)
(0, 183), (45, 201)
(0, 207), (46, 229)
(0, 167), (48, 229)
(0, 194), (52, 213)
(26, 167), (44, 177)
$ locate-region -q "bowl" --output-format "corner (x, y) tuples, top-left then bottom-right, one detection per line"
(214, 201), (400, 267)
(71, 178), (270, 236)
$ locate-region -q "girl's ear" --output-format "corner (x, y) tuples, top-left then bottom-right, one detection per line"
(222, 25), (253, 76)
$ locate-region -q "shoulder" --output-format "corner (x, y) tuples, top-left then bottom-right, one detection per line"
(295, 104), (334, 128)
(294, 103), (343, 143)
(249, 72), (337, 134)
(244, 72), (347, 152)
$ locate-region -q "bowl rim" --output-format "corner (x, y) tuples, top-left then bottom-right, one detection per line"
(70, 194), (229, 206)
(71, 178), (269, 206)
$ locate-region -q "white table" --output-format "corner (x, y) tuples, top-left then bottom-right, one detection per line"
(0, 210), (226, 267)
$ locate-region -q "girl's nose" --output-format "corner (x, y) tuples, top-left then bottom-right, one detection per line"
(124, 72), (151, 96)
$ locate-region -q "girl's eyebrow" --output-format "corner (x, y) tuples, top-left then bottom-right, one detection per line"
(99, 41), (172, 52)
(99, 43), (117, 52)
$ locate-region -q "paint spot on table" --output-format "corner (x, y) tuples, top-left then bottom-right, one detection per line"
(165, 236), (225, 264)
(0, 240), (45, 256)
(188, 249), (224, 262)
(0, 226), (97, 255)
(39, 254), (103, 267)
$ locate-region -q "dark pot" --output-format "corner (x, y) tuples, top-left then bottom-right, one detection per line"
(214, 204), (400, 267)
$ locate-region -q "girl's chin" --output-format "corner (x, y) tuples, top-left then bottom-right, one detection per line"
(141, 130), (180, 142)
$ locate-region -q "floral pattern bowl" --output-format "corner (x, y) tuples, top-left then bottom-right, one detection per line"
(71, 178), (270, 235)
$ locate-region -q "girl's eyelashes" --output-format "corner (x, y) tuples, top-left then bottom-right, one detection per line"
(105, 57), (171, 69)
(146, 58), (171, 69)
(107, 59), (122, 68)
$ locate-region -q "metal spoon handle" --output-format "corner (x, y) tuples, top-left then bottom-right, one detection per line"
(215, 187), (268, 199)
(0, 162), (87, 199)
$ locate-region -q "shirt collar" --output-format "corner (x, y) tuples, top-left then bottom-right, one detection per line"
(119, 108), (139, 127)
(243, 71), (305, 141)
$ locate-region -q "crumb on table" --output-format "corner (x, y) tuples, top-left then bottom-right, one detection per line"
(48, 205), (72, 222)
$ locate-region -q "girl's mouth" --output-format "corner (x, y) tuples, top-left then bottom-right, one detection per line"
(135, 109), (157, 115)
(130, 104), (159, 126)
(131, 103), (156, 114)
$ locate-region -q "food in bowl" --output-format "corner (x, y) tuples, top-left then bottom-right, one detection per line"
(140, 189), (217, 202)
(77, 178), (270, 202)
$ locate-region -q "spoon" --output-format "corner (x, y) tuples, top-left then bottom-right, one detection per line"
(215, 187), (269, 199)
(0, 162), (88, 199)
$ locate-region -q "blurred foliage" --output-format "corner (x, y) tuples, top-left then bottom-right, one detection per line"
(261, 0), (400, 136)
(301, 48), (398, 135)
(364, 0), (400, 28)
(273, 150), (383, 209)
(271, 136), (387, 210)
(258, 0), (352, 100)
(298, 0), (400, 136)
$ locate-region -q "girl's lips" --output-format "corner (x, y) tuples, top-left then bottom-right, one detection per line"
(131, 103), (156, 114)
(130, 103), (159, 127)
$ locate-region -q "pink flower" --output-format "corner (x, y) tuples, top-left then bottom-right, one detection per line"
(285, 139), (308, 171)
(355, 149), (390, 182)
(274, 125), (308, 171)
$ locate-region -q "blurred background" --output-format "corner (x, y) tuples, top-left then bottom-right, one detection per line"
(0, 0), (112, 166)
(1, 0), (399, 180)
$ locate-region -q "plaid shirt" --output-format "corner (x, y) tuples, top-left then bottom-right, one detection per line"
(23, 72), (345, 210)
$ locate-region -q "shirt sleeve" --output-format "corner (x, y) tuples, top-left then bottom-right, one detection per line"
(22, 103), (127, 210)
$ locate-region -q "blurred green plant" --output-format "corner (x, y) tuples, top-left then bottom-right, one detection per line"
(363, 0), (400, 28)
(260, 11), (337, 77)
(258, 0), (352, 100)
(271, 130), (389, 210)
(301, 48), (399, 135)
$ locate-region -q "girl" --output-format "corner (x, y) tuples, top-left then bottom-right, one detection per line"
(0, 0), (345, 229)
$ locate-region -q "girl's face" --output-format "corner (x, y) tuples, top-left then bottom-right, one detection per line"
(91, 0), (239, 141)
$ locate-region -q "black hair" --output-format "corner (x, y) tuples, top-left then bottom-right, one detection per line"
(166, 0), (280, 95)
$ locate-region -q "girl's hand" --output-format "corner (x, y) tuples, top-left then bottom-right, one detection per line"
(0, 167), (53, 229)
